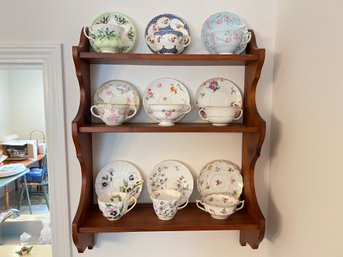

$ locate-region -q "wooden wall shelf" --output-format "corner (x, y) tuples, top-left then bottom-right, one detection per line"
(72, 27), (266, 253)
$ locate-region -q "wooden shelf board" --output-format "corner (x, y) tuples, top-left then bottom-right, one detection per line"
(78, 203), (259, 233)
(79, 123), (259, 133)
(79, 53), (258, 65)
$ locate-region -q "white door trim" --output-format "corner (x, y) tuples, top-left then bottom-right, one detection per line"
(0, 44), (71, 257)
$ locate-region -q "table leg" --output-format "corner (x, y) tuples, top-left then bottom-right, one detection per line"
(4, 186), (9, 209)
(23, 176), (32, 214)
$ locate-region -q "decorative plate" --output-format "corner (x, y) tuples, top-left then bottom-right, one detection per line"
(93, 80), (140, 119)
(195, 77), (242, 117)
(95, 160), (143, 204)
(197, 160), (243, 199)
(90, 12), (137, 53)
(201, 11), (249, 54)
(143, 78), (191, 122)
(145, 13), (191, 54)
(0, 164), (26, 178)
(147, 160), (194, 206)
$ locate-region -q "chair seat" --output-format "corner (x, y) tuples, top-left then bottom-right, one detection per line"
(20, 168), (46, 183)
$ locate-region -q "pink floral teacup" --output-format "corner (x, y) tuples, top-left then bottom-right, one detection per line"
(90, 103), (137, 126)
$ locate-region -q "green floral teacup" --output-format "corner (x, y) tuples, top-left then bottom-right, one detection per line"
(83, 24), (124, 53)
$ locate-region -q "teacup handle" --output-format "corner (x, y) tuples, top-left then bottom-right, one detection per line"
(177, 199), (189, 210)
(233, 108), (243, 120)
(90, 105), (101, 119)
(125, 197), (137, 214)
(125, 106), (137, 120)
(198, 108), (208, 121)
(183, 35), (191, 47)
(83, 27), (94, 42)
(181, 104), (191, 114)
(240, 31), (251, 45)
(235, 200), (245, 211)
(196, 200), (207, 212)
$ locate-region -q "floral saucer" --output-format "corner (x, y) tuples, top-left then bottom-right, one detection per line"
(93, 80), (140, 120)
(195, 77), (242, 117)
(201, 11), (249, 54)
(90, 12), (137, 53)
(197, 160), (243, 199)
(147, 160), (193, 206)
(145, 13), (191, 54)
(95, 160), (143, 204)
(143, 78), (190, 122)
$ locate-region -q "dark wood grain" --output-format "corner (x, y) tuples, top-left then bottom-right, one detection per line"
(78, 123), (259, 133)
(78, 204), (259, 233)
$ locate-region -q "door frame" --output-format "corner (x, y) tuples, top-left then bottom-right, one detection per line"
(0, 44), (71, 257)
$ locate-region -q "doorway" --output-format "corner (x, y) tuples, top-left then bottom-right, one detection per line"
(0, 44), (71, 257)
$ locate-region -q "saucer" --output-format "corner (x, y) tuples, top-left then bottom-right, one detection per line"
(197, 159), (243, 199)
(143, 77), (190, 122)
(147, 160), (193, 206)
(95, 160), (143, 204)
(195, 77), (242, 118)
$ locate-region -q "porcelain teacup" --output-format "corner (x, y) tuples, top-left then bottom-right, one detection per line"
(83, 24), (125, 53)
(201, 193), (241, 207)
(90, 103), (137, 126)
(150, 189), (188, 220)
(145, 29), (191, 54)
(199, 106), (243, 126)
(211, 28), (251, 54)
(196, 199), (244, 219)
(97, 192), (137, 221)
(149, 104), (191, 126)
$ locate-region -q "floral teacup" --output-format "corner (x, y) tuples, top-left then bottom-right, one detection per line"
(83, 24), (125, 53)
(149, 104), (191, 126)
(90, 103), (137, 126)
(150, 189), (188, 220)
(211, 28), (251, 54)
(196, 199), (244, 219)
(199, 106), (243, 126)
(97, 192), (137, 220)
(145, 29), (191, 54)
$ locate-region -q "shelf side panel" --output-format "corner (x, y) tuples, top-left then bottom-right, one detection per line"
(240, 30), (266, 249)
(71, 28), (95, 253)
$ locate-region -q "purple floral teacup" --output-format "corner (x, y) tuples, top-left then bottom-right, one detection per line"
(150, 189), (188, 220)
(97, 192), (137, 220)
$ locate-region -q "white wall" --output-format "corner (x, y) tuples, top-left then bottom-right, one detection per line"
(7, 69), (45, 139)
(269, 0), (343, 256)
(0, 71), (11, 139)
(0, 1), (275, 256)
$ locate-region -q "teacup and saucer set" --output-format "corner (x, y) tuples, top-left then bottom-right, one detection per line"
(201, 11), (251, 54)
(196, 159), (244, 219)
(84, 12), (137, 53)
(143, 77), (191, 126)
(95, 160), (144, 220)
(147, 160), (193, 220)
(145, 13), (191, 54)
(90, 80), (140, 126)
(196, 77), (243, 126)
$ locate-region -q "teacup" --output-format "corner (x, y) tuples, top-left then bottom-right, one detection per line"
(196, 199), (244, 219)
(199, 106), (243, 126)
(202, 193), (241, 207)
(149, 104), (191, 126)
(145, 29), (191, 54)
(83, 24), (125, 53)
(211, 28), (251, 54)
(90, 103), (137, 126)
(150, 189), (188, 220)
(97, 192), (137, 221)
